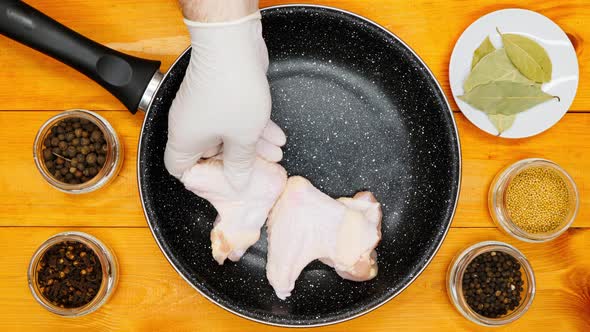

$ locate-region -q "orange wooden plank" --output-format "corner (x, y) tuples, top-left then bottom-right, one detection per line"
(0, 0), (586, 111)
(0, 111), (145, 227)
(0, 227), (588, 331)
(0, 111), (587, 228)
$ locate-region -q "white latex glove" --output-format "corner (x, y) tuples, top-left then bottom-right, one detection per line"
(164, 11), (286, 189)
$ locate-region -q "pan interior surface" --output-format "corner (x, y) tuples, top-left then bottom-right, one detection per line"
(140, 6), (460, 327)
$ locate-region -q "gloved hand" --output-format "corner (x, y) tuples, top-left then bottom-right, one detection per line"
(164, 11), (286, 190)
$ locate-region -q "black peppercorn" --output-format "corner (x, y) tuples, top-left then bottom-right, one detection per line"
(462, 251), (523, 318)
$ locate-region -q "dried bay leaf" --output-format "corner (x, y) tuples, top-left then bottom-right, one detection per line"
(488, 114), (516, 134)
(464, 49), (533, 93)
(471, 36), (495, 69)
(458, 81), (558, 115)
(500, 30), (552, 83)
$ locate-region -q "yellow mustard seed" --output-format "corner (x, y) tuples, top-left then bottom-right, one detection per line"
(505, 167), (570, 234)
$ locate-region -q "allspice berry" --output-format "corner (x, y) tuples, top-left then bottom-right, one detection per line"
(41, 117), (108, 185)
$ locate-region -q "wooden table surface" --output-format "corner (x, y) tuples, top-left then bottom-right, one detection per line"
(1, 0), (589, 331)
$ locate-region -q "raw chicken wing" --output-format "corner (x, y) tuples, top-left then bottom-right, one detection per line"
(182, 158), (287, 264)
(266, 176), (382, 299)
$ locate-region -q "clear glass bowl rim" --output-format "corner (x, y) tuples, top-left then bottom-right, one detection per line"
(27, 231), (118, 317)
(447, 241), (536, 326)
(488, 158), (579, 242)
(33, 109), (123, 194)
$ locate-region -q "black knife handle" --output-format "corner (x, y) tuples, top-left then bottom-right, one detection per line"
(0, 0), (161, 113)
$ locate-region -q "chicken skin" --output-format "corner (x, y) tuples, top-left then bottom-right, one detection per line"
(266, 176), (382, 299)
(181, 158), (287, 264)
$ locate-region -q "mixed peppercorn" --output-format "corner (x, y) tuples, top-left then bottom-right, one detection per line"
(36, 241), (103, 308)
(41, 117), (108, 184)
(462, 251), (524, 318)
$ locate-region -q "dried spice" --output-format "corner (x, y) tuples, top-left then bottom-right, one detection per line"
(488, 114), (516, 134)
(458, 29), (558, 134)
(464, 49), (532, 93)
(36, 241), (103, 308)
(506, 167), (570, 233)
(471, 36), (495, 69)
(500, 29), (552, 83)
(462, 251), (523, 318)
(459, 81), (558, 116)
(42, 117), (107, 184)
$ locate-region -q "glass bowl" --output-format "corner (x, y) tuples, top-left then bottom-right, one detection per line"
(489, 158), (579, 242)
(33, 109), (123, 194)
(28, 231), (118, 317)
(447, 241), (535, 326)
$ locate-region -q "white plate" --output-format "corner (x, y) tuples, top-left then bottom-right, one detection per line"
(449, 9), (579, 138)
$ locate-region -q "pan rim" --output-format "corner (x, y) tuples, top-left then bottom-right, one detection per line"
(138, 4), (462, 328)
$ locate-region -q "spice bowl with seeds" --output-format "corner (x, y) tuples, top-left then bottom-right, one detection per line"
(33, 109), (123, 194)
(489, 158), (579, 243)
(447, 241), (535, 326)
(28, 231), (118, 317)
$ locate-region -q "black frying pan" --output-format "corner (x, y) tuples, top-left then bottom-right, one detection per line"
(0, 1), (461, 327)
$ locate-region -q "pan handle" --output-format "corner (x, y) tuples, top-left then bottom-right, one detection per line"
(0, 0), (161, 114)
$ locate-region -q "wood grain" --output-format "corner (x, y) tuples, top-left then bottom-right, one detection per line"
(0, 111), (145, 227)
(1, 1), (589, 331)
(1, 111), (587, 228)
(1, 227), (589, 331)
(0, 0), (586, 111)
